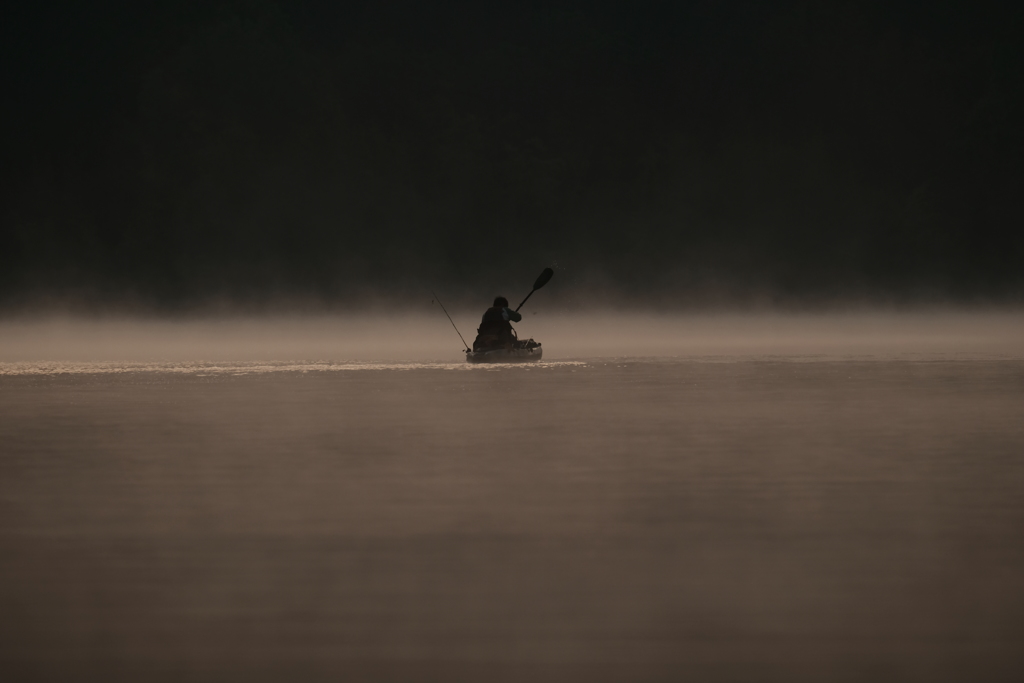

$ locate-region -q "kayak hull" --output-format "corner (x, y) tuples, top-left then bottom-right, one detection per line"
(466, 345), (543, 363)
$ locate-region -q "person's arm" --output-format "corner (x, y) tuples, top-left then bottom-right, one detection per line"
(502, 307), (522, 323)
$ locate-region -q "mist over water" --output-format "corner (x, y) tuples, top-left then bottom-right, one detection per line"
(2, 310), (1022, 365)
(2, 311), (1023, 681)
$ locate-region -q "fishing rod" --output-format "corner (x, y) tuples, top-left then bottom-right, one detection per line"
(431, 290), (470, 352)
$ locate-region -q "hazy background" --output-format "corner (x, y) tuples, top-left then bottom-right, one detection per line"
(3, 1), (1023, 310)
(1, 311), (1023, 364)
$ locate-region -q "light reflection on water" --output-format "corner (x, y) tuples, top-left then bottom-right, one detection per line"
(0, 360), (587, 376)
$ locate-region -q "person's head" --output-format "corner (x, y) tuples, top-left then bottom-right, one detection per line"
(493, 296), (509, 308)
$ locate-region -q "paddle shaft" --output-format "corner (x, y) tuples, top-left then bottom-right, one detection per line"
(514, 289), (536, 312)
(515, 268), (554, 312)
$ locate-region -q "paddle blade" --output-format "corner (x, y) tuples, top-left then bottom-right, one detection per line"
(532, 267), (554, 291)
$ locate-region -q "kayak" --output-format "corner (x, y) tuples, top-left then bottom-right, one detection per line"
(466, 342), (543, 363)
(435, 268), (555, 364)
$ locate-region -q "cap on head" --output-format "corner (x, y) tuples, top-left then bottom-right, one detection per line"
(493, 296), (509, 308)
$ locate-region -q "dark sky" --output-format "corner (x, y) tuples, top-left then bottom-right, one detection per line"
(2, 1), (1022, 308)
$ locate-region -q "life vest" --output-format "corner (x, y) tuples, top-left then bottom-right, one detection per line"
(473, 306), (516, 350)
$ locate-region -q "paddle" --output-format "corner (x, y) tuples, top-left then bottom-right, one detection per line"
(515, 267), (554, 312)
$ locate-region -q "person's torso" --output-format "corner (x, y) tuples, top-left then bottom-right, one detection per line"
(478, 306), (512, 334)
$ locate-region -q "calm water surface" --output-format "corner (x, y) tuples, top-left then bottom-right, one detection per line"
(2, 358), (1023, 681)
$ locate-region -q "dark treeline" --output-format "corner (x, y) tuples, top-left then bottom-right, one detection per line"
(2, 1), (1022, 309)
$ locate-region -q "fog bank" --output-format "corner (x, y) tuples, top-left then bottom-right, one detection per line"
(1, 311), (1022, 363)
